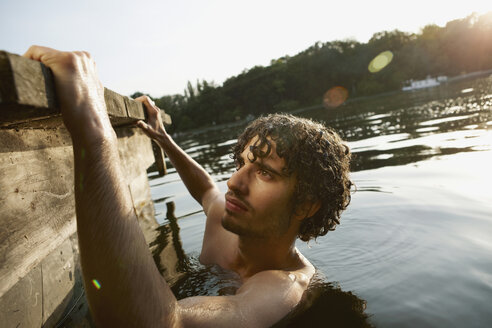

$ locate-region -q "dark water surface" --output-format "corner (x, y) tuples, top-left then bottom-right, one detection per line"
(148, 75), (492, 327)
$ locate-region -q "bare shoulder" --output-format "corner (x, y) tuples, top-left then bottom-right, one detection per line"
(177, 268), (314, 328)
(238, 252), (315, 308)
(240, 267), (312, 293)
(178, 253), (315, 327)
(232, 264), (315, 327)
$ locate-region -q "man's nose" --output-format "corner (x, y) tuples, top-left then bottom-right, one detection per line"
(227, 166), (249, 195)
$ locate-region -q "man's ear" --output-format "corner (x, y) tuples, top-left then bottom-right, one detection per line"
(294, 200), (321, 221)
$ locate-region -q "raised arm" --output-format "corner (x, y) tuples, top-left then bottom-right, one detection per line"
(23, 46), (179, 327)
(135, 98), (221, 212)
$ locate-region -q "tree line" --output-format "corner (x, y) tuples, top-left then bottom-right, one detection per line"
(131, 12), (492, 133)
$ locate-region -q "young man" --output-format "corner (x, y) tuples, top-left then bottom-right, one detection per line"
(24, 46), (352, 327)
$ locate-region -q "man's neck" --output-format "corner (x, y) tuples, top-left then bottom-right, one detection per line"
(232, 235), (301, 280)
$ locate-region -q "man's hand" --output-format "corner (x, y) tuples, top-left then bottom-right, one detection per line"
(135, 95), (168, 144)
(23, 46), (113, 145)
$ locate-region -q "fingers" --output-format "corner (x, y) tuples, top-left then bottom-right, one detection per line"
(73, 51), (92, 59)
(22, 45), (69, 70)
(22, 45), (108, 138)
(135, 96), (163, 127)
(135, 95), (159, 113)
(134, 95), (153, 104)
(136, 120), (149, 134)
(23, 45), (57, 61)
(24, 46), (92, 60)
(23, 46), (95, 72)
(136, 120), (156, 139)
(136, 120), (147, 130)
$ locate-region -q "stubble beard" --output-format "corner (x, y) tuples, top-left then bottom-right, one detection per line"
(221, 209), (293, 239)
(221, 210), (253, 237)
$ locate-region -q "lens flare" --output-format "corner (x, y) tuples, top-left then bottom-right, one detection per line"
(323, 86), (349, 109)
(368, 51), (393, 73)
(92, 279), (101, 290)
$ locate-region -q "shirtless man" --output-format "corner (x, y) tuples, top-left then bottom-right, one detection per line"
(23, 46), (352, 327)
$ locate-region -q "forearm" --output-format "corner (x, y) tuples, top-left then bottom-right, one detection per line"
(157, 133), (217, 205)
(73, 135), (178, 327)
(23, 46), (181, 326)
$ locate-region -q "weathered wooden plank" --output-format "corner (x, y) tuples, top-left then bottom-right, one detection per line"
(0, 126), (157, 299)
(115, 126), (155, 179)
(104, 88), (127, 121)
(123, 95), (172, 125)
(0, 50), (171, 127)
(0, 50), (59, 123)
(124, 95), (145, 121)
(0, 264), (43, 327)
(0, 128), (76, 299)
(44, 233), (93, 327)
(0, 51), (55, 107)
(152, 140), (168, 176)
(129, 171), (159, 245)
(0, 51), (16, 104)
(161, 111), (172, 125)
(41, 238), (76, 325)
(0, 233), (91, 327)
(41, 238), (78, 323)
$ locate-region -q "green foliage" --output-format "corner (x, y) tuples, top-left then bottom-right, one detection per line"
(134, 12), (492, 132)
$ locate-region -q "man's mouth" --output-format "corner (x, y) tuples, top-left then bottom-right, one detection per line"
(225, 193), (249, 212)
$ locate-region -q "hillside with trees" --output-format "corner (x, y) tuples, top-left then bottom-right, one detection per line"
(132, 12), (492, 133)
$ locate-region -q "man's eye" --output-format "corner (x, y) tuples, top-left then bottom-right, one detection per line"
(258, 169), (272, 178)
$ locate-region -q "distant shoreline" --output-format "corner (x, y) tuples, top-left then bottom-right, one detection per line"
(173, 69), (492, 138)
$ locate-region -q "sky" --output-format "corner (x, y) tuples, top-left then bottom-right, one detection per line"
(1, 0), (490, 98)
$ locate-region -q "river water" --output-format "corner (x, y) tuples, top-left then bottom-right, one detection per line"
(148, 75), (492, 327)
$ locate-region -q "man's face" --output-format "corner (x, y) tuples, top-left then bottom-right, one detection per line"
(222, 136), (298, 239)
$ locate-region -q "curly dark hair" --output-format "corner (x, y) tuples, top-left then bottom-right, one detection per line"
(232, 113), (352, 242)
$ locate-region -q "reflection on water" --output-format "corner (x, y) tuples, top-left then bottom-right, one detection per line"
(147, 75), (492, 327)
(272, 273), (373, 328)
(171, 257), (242, 299)
(150, 202), (189, 285)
